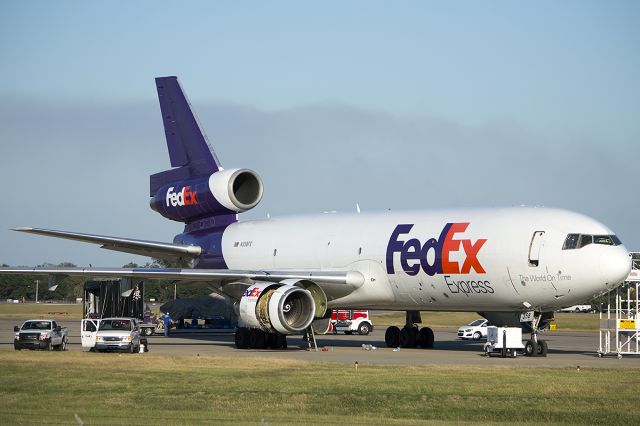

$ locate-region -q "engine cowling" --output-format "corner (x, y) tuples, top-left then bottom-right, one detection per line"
(239, 283), (317, 334)
(150, 168), (263, 222)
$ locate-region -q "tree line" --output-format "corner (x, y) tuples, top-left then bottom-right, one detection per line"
(0, 260), (213, 303)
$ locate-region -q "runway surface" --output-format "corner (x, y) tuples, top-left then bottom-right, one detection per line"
(3, 318), (640, 368)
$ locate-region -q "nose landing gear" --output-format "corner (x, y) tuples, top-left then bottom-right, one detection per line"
(523, 311), (552, 357)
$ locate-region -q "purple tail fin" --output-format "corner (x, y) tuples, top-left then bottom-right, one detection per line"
(150, 76), (221, 195)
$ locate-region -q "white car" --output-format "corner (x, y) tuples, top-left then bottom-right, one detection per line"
(559, 305), (594, 313)
(457, 319), (492, 340)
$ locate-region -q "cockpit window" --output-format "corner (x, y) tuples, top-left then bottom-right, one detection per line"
(563, 233), (622, 249)
(578, 234), (593, 248)
(563, 234), (579, 250)
(594, 235), (614, 245)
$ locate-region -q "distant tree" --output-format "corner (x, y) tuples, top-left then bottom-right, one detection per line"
(1, 258), (210, 304)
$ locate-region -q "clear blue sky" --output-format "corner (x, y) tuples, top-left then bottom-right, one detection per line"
(1, 1), (638, 266)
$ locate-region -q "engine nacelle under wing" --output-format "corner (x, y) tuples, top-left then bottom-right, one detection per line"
(238, 282), (320, 334)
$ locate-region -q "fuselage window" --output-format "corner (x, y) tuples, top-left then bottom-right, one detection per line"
(562, 234), (579, 250)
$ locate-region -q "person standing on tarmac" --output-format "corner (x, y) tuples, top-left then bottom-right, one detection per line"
(163, 312), (171, 337)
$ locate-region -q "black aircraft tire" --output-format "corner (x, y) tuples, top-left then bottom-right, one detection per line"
(235, 328), (250, 349)
(419, 327), (434, 349)
(385, 326), (401, 348)
(537, 340), (548, 357)
(399, 327), (418, 348)
(249, 329), (266, 349)
(270, 333), (280, 349)
(525, 340), (539, 357)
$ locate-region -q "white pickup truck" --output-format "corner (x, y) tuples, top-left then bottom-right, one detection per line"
(82, 317), (143, 353)
(14, 319), (69, 351)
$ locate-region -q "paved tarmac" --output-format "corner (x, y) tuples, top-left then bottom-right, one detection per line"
(3, 318), (640, 368)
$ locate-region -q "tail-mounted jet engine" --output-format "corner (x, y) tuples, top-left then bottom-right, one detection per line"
(239, 281), (327, 335)
(150, 168), (263, 223)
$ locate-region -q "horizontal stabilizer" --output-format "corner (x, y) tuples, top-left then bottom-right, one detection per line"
(12, 227), (201, 261)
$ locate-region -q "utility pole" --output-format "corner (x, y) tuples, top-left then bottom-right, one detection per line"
(35, 279), (39, 304)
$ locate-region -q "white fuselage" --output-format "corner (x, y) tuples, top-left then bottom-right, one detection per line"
(220, 207), (631, 313)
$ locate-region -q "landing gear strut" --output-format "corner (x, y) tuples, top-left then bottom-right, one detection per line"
(384, 311), (434, 349)
(524, 312), (550, 357)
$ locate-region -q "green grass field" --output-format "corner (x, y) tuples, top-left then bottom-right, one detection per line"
(0, 304), (600, 331)
(0, 351), (637, 425)
(0, 303), (82, 319)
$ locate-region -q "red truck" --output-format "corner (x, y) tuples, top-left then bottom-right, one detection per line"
(330, 310), (373, 335)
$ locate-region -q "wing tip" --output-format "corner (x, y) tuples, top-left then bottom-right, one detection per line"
(12, 227), (34, 232)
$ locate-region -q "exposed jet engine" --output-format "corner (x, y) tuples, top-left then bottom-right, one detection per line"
(239, 281), (325, 334)
(150, 168), (263, 222)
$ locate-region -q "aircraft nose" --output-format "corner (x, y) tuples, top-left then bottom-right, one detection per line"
(599, 247), (631, 291)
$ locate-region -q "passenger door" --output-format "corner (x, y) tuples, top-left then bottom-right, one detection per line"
(81, 319), (99, 350)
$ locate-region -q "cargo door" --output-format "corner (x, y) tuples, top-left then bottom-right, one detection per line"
(528, 231), (545, 267)
(81, 319), (99, 350)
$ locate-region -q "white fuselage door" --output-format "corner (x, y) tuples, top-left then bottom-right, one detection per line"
(528, 231), (545, 267)
(81, 319), (99, 350)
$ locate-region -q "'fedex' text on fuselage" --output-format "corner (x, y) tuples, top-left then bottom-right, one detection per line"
(386, 223), (487, 276)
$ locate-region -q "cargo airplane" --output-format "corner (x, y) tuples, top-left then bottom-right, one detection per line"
(0, 77), (631, 356)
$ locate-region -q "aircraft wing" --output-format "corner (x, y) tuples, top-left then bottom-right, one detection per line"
(0, 266), (365, 300)
(12, 227), (201, 261)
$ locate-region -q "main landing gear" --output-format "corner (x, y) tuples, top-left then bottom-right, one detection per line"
(523, 312), (550, 357)
(235, 327), (288, 350)
(384, 311), (434, 349)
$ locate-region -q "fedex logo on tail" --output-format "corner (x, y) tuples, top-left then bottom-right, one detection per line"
(386, 223), (487, 276)
(166, 186), (198, 207)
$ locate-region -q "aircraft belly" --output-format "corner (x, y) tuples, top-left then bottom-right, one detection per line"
(389, 273), (522, 311)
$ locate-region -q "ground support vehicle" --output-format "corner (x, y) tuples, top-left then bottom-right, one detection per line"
(139, 322), (161, 336)
(330, 310), (373, 335)
(83, 278), (157, 336)
(14, 319), (69, 351)
(483, 326), (525, 358)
